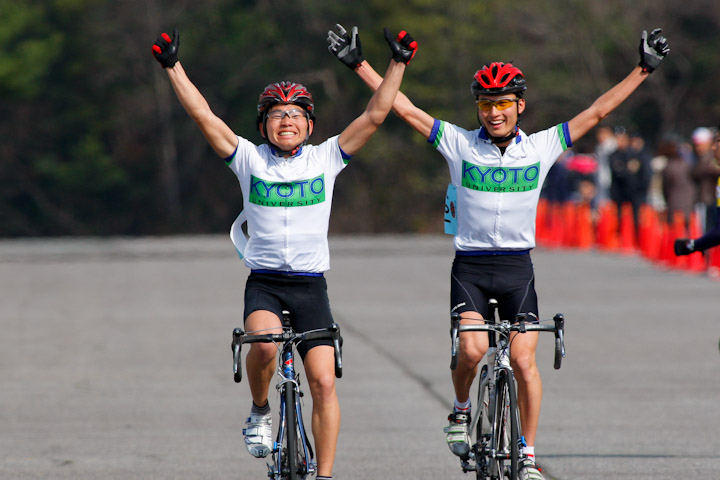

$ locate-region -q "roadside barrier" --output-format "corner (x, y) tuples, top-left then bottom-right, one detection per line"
(536, 199), (716, 279)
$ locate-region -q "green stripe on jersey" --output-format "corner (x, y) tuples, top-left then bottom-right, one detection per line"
(432, 121), (445, 148)
(556, 124), (569, 151)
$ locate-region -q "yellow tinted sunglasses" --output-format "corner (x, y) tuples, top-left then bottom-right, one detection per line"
(476, 98), (520, 112)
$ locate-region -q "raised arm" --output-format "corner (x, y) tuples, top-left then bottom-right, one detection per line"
(152, 29), (238, 158)
(328, 25), (435, 139)
(334, 28), (418, 156)
(567, 28), (670, 142)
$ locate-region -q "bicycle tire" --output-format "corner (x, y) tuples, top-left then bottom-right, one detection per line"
(284, 384), (299, 480)
(492, 370), (519, 480)
(475, 365), (491, 480)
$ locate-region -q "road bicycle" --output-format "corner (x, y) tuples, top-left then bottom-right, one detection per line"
(449, 299), (565, 480)
(232, 312), (343, 480)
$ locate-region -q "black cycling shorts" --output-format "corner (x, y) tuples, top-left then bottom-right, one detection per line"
(243, 272), (334, 359)
(450, 253), (538, 321)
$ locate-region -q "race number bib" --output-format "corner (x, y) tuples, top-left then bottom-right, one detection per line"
(444, 183), (457, 235)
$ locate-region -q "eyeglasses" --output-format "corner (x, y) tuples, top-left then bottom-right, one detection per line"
(476, 98), (519, 112)
(267, 109), (306, 121)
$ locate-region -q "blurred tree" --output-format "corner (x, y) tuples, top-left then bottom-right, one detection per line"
(1, 0), (719, 237)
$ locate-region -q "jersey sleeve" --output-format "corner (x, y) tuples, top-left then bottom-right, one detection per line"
(224, 135), (256, 177)
(427, 119), (458, 153)
(316, 134), (351, 178)
(427, 119), (467, 186)
(527, 123), (573, 168)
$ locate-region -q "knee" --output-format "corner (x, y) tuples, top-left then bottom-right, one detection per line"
(511, 351), (538, 379)
(249, 342), (277, 365)
(459, 344), (485, 370)
(309, 372), (336, 403)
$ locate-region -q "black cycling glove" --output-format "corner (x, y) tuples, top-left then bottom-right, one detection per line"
(638, 28), (669, 73)
(327, 24), (364, 70)
(384, 28), (418, 64)
(152, 28), (180, 68)
(674, 238), (695, 256)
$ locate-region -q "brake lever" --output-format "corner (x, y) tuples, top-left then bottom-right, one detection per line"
(450, 312), (460, 370)
(330, 323), (343, 378)
(232, 328), (245, 383)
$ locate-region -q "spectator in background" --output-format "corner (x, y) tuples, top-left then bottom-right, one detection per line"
(647, 148), (667, 212)
(629, 130), (654, 200)
(660, 138), (696, 223)
(691, 127), (720, 232)
(542, 150), (571, 204)
(565, 139), (598, 207)
(609, 127), (652, 229)
(594, 124), (616, 205)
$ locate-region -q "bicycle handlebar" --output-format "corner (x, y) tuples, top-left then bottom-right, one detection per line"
(449, 312), (566, 370)
(231, 324), (343, 383)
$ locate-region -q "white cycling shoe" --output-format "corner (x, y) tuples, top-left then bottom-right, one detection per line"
(519, 457), (545, 480)
(243, 411), (273, 458)
(443, 411), (471, 458)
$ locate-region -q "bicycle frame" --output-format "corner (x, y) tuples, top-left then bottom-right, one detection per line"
(232, 315), (342, 480)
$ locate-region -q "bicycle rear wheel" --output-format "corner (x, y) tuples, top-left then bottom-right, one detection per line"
(492, 369), (519, 480)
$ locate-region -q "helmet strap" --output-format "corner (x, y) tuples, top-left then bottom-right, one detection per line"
(488, 127), (518, 145)
(478, 113), (520, 145)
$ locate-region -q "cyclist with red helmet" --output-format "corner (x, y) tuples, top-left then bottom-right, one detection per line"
(675, 127), (720, 256)
(153, 27), (417, 480)
(329, 24), (668, 478)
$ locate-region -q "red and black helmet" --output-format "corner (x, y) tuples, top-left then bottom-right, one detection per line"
(471, 62), (527, 97)
(257, 81), (315, 127)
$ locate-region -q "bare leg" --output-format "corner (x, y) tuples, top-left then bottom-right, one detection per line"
(510, 330), (542, 447)
(452, 312), (489, 404)
(244, 310), (282, 407)
(303, 345), (340, 477)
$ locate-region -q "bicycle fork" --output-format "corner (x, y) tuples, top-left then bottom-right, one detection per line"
(269, 349), (316, 479)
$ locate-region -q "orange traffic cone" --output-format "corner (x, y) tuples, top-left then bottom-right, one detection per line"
(655, 216), (678, 269)
(575, 203), (594, 250)
(647, 214), (666, 263)
(669, 211), (688, 270)
(685, 212), (707, 274)
(637, 204), (657, 259)
(618, 202), (637, 255)
(536, 198), (549, 246)
(596, 202), (619, 252)
(546, 202), (564, 249)
(562, 202), (577, 248)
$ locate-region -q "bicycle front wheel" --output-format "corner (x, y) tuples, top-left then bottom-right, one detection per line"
(474, 364), (491, 479)
(283, 384), (299, 480)
(492, 369), (519, 480)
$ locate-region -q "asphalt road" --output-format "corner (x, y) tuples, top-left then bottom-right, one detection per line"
(1, 235), (718, 479)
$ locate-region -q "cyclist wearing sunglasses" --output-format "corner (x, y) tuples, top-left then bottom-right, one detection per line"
(152, 26), (417, 480)
(328, 24), (668, 478)
(675, 128), (720, 256)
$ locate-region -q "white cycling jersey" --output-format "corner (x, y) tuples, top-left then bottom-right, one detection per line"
(430, 120), (572, 251)
(226, 134), (349, 273)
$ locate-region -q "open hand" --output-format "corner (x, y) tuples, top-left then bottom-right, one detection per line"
(638, 28), (669, 73)
(327, 24), (364, 70)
